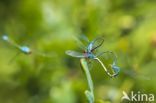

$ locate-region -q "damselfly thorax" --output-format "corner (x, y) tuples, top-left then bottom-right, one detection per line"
(21, 46), (33, 55)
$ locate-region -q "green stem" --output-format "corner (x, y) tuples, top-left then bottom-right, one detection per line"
(80, 58), (94, 103)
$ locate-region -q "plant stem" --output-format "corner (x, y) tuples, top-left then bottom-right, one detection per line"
(80, 58), (94, 103)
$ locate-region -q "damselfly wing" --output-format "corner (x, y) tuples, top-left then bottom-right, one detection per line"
(66, 50), (87, 58)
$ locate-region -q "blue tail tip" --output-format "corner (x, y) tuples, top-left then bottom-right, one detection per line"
(2, 35), (8, 40)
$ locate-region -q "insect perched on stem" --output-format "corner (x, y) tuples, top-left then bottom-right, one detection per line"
(66, 35), (120, 78)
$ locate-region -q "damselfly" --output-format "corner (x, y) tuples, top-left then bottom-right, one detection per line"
(66, 35), (120, 77)
(2, 35), (57, 63)
(2, 35), (33, 54)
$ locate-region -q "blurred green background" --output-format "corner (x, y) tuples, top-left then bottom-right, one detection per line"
(0, 0), (156, 103)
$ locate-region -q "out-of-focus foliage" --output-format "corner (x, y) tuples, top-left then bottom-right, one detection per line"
(0, 0), (156, 103)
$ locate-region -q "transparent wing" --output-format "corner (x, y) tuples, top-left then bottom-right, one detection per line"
(2, 35), (21, 50)
(8, 52), (21, 65)
(73, 20), (90, 43)
(66, 50), (86, 58)
(32, 49), (57, 58)
(72, 35), (86, 50)
(78, 34), (90, 43)
(96, 51), (118, 68)
(91, 37), (104, 52)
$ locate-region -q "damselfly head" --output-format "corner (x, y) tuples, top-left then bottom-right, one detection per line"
(84, 50), (87, 53)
